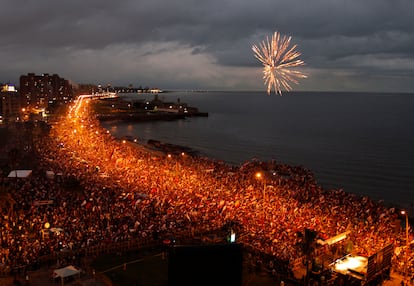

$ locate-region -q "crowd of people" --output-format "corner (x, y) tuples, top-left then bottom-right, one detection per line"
(0, 96), (413, 283)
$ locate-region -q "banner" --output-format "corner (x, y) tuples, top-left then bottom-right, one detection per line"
(33, 200), (54, 206)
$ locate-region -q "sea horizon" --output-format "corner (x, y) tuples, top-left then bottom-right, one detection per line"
(156, 89), (414, 96)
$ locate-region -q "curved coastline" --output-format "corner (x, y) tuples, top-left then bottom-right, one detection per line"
(1, 97), (413, 285)
(69, 100), (413, 273)
(110, 91), (414, 216)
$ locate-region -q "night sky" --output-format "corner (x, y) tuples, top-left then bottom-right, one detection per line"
(1, 0), (413, 92)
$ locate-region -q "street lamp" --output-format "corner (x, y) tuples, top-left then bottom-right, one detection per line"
(42, 222), (50, 240)
(255, 172), (266, 199)
(401, 210), (409, 283)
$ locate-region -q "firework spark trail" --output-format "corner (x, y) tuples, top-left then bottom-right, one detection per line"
(252, 31), (307, 95)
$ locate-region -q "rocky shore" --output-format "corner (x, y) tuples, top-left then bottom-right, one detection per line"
(146, 139), (200, 156)
(96, 111), (186, 122)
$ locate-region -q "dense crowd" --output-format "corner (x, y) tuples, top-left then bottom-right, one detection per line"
(0, 97), (413, 282)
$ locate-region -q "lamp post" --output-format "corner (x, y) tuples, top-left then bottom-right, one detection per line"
(255, 171), (267, 224)
(42, 222), (50, 240)
(401, 210), (409, 283)
(255, 172), (266, 200)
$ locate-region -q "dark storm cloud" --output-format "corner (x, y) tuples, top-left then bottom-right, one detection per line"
(1, 0), (413, 92)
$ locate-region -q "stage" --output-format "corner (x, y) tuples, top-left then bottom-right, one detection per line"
(331, 255), (368, 280)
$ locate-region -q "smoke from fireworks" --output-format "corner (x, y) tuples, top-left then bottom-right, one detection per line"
(252, 31), (307, 95)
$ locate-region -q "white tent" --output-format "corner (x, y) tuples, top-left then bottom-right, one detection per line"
(7, 170), (32, 178)
(53, 265), (81, 285)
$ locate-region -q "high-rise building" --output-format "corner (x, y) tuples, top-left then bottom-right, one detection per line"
(0, 84), (21, 122)
(19, 73), (73, 112)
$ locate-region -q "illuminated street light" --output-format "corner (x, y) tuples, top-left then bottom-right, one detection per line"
(42, 222), (50, 240)
(255, 172), (266, 199)
(401, 210), (409, 283)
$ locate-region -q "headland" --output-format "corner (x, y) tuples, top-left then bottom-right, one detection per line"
(92, 93), (208, 122)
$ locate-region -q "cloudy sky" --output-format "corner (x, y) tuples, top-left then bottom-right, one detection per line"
(1, 0), (413, 93)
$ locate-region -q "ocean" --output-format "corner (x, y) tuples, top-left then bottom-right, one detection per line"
(101, 91), (414, 212)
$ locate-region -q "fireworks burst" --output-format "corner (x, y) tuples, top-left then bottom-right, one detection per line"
(252, 31), (307, 95)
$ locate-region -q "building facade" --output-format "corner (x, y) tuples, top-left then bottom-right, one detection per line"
(0, 84), (21, 123)
(19, 73), (73, 113)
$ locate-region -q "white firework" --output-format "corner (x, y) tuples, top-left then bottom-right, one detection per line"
(252, 31), (307, 95)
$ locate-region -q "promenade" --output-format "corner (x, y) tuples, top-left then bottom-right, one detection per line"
(0, 95), (412, 285)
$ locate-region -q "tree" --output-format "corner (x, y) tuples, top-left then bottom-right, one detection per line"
(8, 147), (21, 172)
(0, 183), (16, 216)
(303, 228), (318, 284)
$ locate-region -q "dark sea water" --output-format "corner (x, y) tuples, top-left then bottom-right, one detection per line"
(101, 91), (414, 212)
